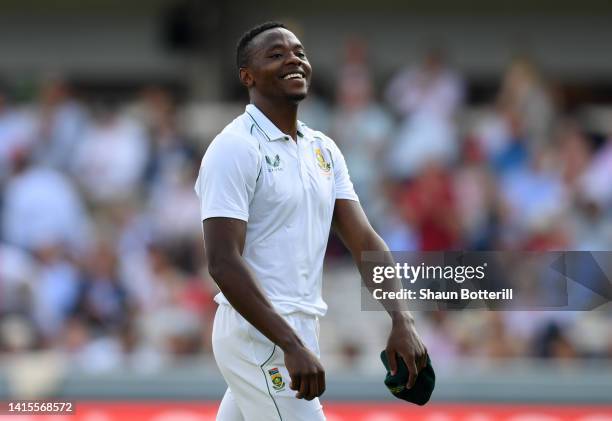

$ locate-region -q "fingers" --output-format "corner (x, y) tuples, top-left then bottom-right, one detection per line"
(284, 346), (325, 400)
(401, 348), (427, 389)
(308, 373), (319, 401)
(418, 350), (428, 371)
(289, 373), (300, 392)
(405, 356), (419, 389)
(386, 349), (398, 375)
(296, 372), (325, 400)
(296, 373), (310, 400)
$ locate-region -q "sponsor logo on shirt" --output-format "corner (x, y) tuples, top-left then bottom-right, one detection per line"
(265, 154), (283, 172)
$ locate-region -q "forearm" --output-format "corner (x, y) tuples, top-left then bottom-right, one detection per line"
(209, 255), (304, 352)
(332, 200), (415, 323)
(351, 230), (414, 322)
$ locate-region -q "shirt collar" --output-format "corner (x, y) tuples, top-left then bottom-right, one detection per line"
(245, 104), (306, 141)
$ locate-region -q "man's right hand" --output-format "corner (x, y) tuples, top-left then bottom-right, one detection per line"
(283, 344), (326, 401)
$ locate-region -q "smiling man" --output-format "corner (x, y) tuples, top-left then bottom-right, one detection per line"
(195, 22), (427, 421)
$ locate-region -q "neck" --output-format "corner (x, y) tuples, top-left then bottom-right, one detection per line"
(251, 96), (299, 140)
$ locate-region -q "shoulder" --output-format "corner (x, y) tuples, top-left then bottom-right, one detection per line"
(203, 116), (261, 161)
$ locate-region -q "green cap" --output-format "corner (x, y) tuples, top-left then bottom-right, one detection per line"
(380, 350), (435, 405)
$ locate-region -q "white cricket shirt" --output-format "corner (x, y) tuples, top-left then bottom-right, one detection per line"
(195, 104), (358, 316)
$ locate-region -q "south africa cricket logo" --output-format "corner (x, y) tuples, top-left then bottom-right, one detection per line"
(268, 367), (286, 392)
(315, 148), (331, 173)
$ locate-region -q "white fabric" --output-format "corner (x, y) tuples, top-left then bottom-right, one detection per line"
(195, 104), (358, 317)
(385, 66), (464, 121)
(72, 116), (149, 203)
(2, 166), (90, 251)
(217, 389), (245, 421)
(212, 304), (325, 421)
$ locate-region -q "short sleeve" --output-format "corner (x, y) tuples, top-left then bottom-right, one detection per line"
(194, 133), (260, 222)
(329, 140), (359, 202)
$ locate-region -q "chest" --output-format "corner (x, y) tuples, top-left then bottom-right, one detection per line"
(252, 139), (335, 218)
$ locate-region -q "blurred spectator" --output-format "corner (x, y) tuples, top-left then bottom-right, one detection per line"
(0, 244), (37, 314)
(60, 315), (165, 374)
(396, 163), (461, 250)
(129, 88), (202, 244)
(0, 86), (37, 182)
(60, 316), (122, 373)
(453, 138), (499, 249)
(2, 147), (91, 253)
(116, 239), (212, 357)
(35, 76), (89, 170)
(72, 100), (149, 205)
(556, 120), (593, 190)
(497, 57), (556, 152)
(498, 148), (570, 249)
(73, 241), (130, 331)
(570, 201), (612, 251)
(117, 319), (166, 373)
(0, 315), (39, 353)
(377, 207), (419, 251)
(385, 48), (464, 178)
(32, 243), (80, 342)
(533, 322), (578, 360)
(579, 137), (612, 208)
(330, 37), (392, 228)
(471, 106), (517, 166)
(130, 87), (195, 189)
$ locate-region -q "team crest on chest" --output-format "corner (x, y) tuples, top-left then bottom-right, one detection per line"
(315, 148), (331, 173)
(268, 367), (286, 391)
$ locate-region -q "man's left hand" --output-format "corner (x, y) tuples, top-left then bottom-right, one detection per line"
(385, 314), (428, 389)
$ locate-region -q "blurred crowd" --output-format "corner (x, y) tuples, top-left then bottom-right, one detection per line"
(0, 80), (212, 373)
(0, 37), (611, 374)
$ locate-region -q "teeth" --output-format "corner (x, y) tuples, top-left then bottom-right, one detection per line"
(283, 73), (303, 80)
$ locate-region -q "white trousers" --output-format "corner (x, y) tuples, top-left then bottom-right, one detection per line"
(212, 304), (326, 421)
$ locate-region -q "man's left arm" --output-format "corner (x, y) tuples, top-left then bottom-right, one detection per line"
(332, 199), (428, 388)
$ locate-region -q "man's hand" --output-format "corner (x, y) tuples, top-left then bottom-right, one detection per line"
(283, 344), (326, 401)
(386, 314), (428, 389)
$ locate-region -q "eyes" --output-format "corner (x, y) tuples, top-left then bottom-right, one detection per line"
(268, 51), (307, 60)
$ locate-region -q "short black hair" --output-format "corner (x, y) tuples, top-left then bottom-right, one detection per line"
(236, 21), (286, 70)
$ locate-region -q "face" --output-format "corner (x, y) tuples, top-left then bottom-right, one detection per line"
(240, 28), (312, 103)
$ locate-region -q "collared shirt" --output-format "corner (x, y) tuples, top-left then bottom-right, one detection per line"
(195, 104), (358, 316)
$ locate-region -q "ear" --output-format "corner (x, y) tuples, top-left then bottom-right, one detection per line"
(239, 68), (254, 88)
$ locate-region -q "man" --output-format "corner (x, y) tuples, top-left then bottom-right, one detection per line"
(195, 22), (427, 421)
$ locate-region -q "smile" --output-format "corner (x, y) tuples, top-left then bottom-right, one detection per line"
(281, 73), (304, 80)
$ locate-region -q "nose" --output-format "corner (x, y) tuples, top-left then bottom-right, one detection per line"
(285, 52), (302, 65)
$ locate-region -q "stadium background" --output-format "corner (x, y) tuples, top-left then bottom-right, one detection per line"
(0, 0), (611, 419)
